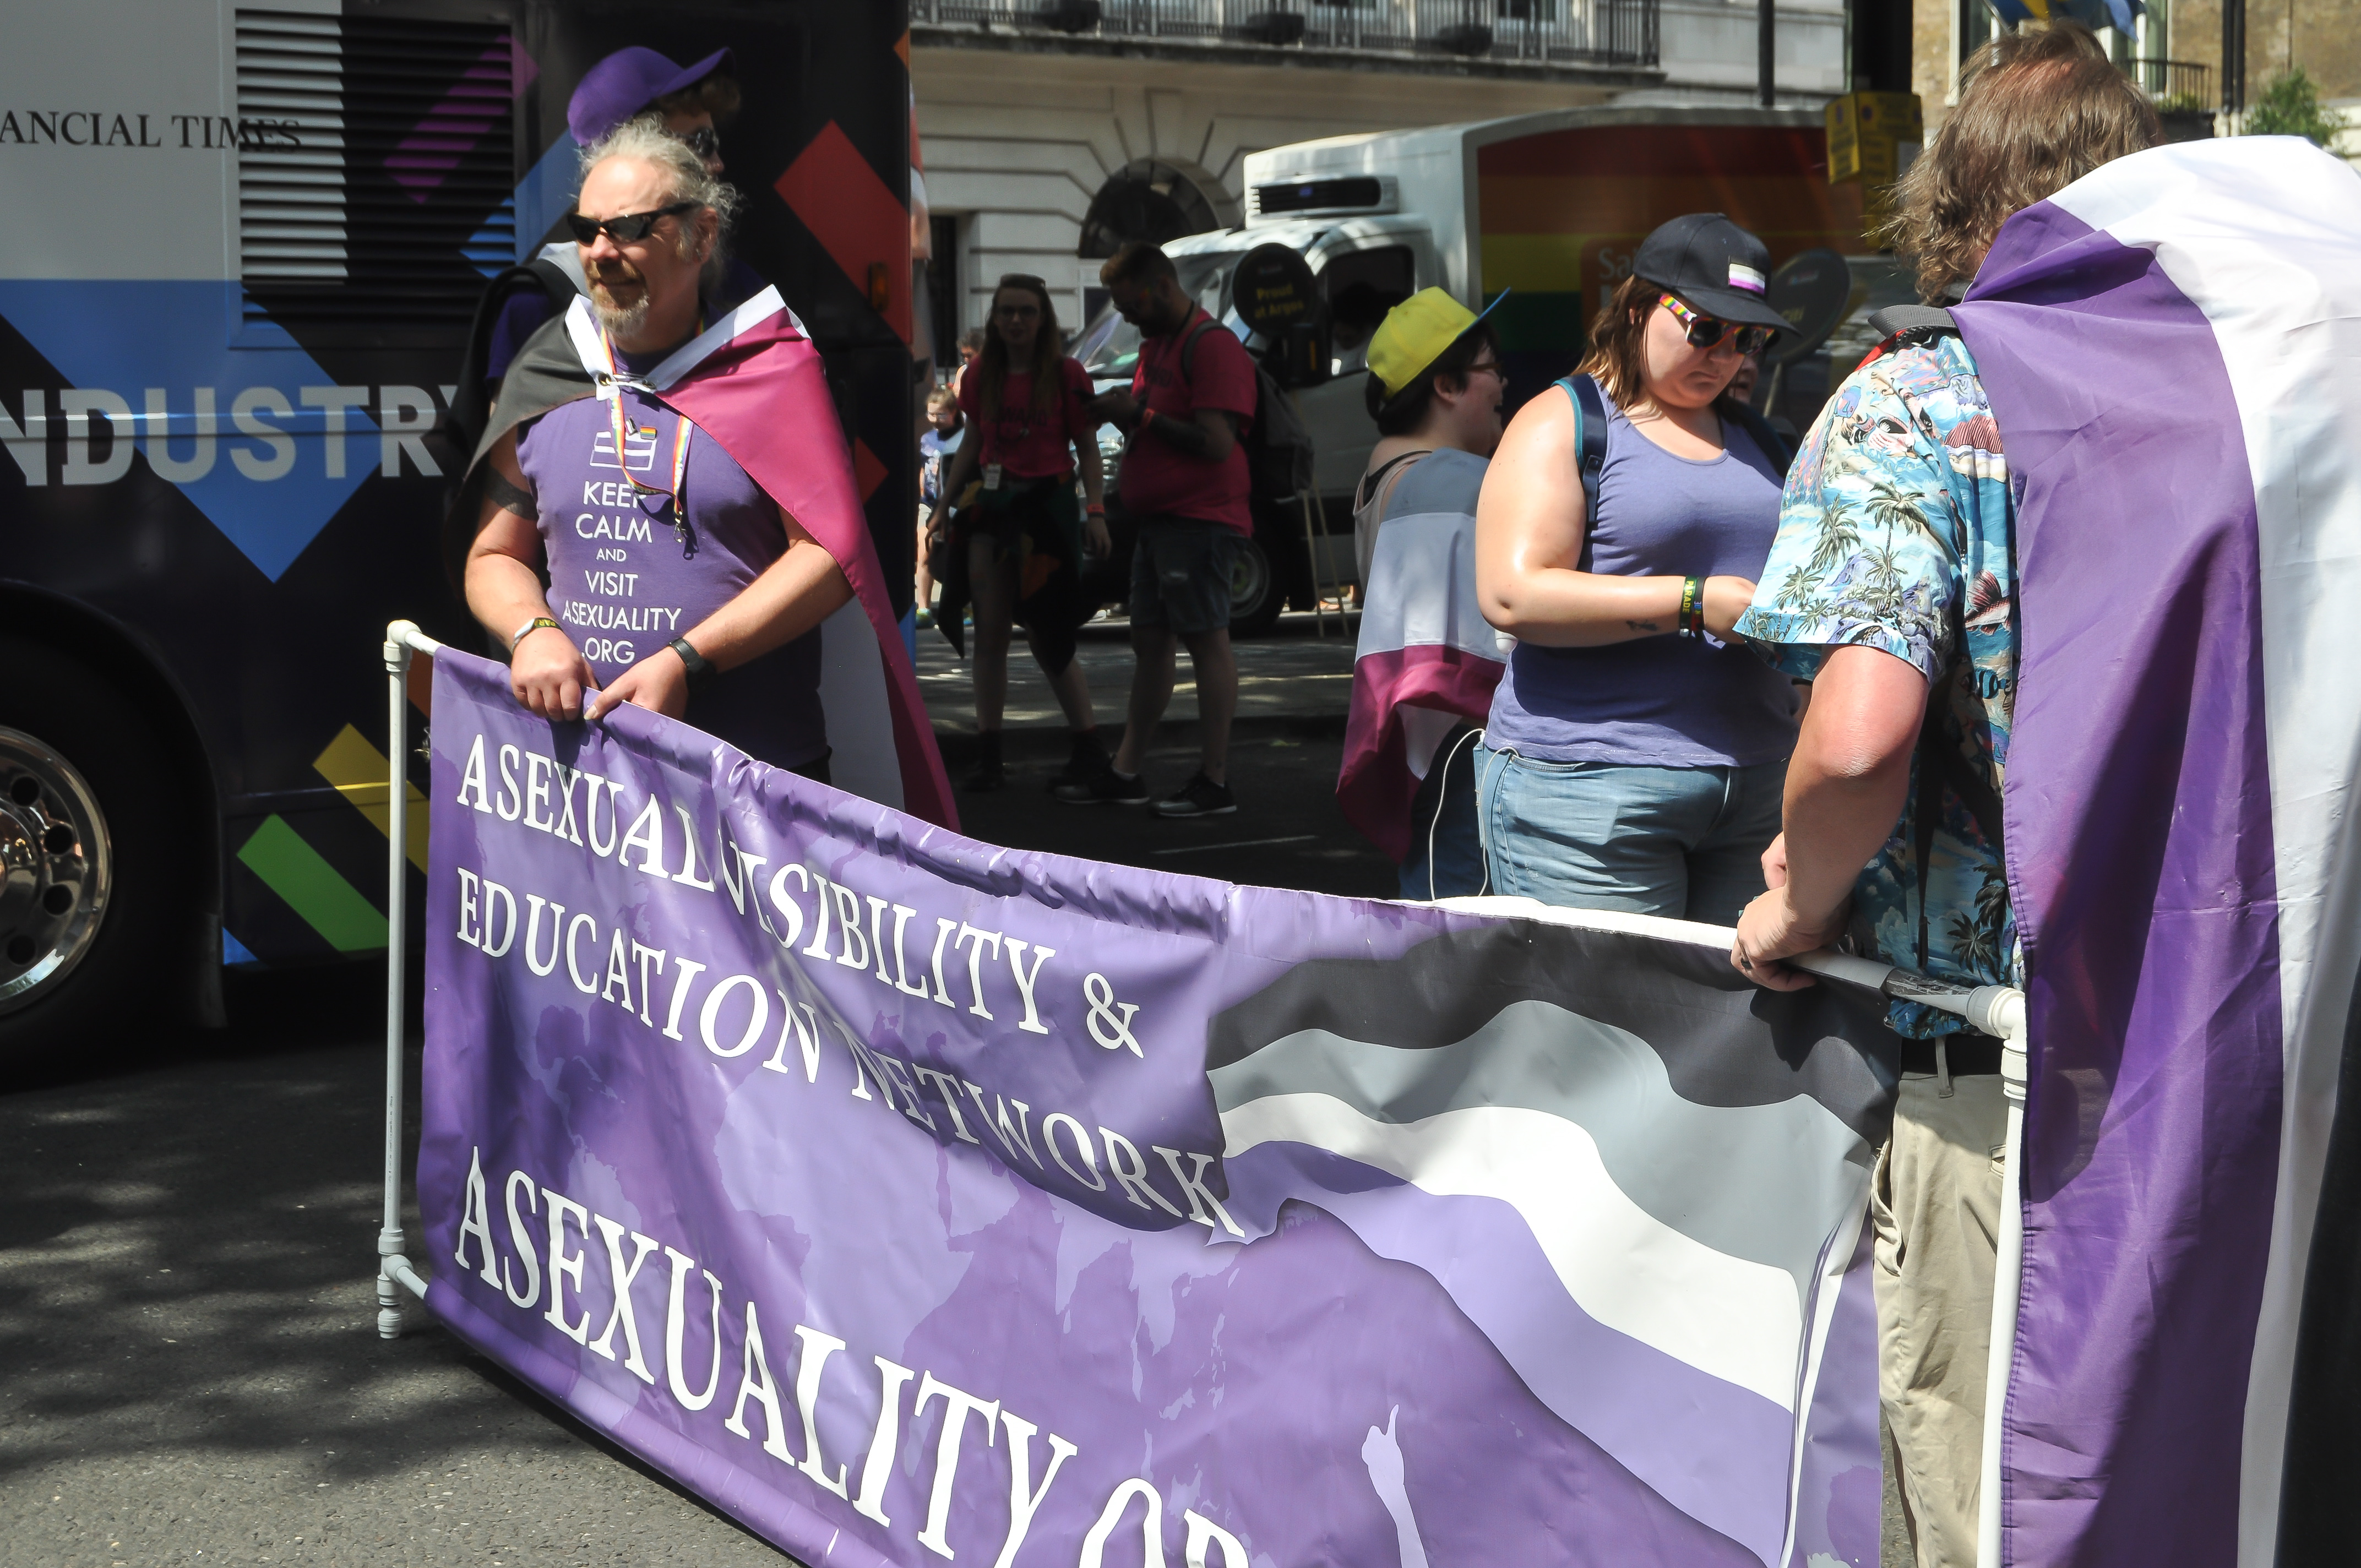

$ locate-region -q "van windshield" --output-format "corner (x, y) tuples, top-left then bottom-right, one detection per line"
(1078, 251), (1243, 382)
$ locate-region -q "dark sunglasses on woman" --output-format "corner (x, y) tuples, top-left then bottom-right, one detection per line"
(1660, 293), (1776, 356)
(565, 201), (698, 246)
(678, 126), (720, 160)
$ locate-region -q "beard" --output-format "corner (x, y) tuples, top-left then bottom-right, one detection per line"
(587, 259), (651, 336)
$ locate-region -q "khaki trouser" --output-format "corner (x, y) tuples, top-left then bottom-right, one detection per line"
(1873, 1069), (2009, 1568)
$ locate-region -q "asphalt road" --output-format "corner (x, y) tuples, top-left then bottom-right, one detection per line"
(0, 964), (801, 1568)
(915, 611), (1399, 899)
(4, 614), (1915, 1566)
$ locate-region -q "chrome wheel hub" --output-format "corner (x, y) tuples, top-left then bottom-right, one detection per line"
(0, 726), (111, 1014)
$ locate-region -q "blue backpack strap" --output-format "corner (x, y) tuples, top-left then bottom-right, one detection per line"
(1554, 374), (1609, 567)
(1724, 399), (1796, 478)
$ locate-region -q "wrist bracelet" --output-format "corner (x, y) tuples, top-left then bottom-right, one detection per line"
(510, 616), (560, 651)
(1676, 578), (1700, 639)
(1086, 503), (1106, 516)
(668, 636), (717, 692)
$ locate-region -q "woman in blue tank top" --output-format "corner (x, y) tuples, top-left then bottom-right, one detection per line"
(1472, 214), (1798, 925)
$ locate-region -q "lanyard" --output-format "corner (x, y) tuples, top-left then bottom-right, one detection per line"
(600, 326), (700, 552)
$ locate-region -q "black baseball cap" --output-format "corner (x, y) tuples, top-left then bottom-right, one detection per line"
(1631, 213), (1789, 335)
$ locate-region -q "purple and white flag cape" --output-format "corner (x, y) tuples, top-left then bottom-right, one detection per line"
(416, 645), (1901, 1567)
(1952, 136), (2361, 1566)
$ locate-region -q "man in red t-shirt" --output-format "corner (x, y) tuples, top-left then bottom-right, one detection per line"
(1059, 241), (1259, 817)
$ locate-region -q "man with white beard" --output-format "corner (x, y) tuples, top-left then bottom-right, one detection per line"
(455, 119), (955, 820)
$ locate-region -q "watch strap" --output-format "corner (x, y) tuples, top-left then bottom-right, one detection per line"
(668, 636), (717, 690)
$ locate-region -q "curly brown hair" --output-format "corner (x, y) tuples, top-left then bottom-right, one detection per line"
(1884, 21), (2161, 303)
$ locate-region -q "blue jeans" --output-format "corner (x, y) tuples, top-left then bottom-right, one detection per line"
(1473, 743), (1787, 927)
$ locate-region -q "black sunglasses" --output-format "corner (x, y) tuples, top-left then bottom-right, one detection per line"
(1660, 293), (1775, 356)
(678, 126), (720, 160)
(565, 201), (697, 246)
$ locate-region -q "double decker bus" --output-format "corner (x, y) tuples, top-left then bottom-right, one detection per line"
(0, 0), (919, 1068)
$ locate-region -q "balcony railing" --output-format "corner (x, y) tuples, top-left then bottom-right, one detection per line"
(2126, 57), (2214, 111)
(913, 0), (1660, 70)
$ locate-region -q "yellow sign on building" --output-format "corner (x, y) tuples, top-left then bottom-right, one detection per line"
(1826, 91), (1924, 220)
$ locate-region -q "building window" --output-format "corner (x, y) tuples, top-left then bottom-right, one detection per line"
(1952, 0), (1996, 98)
(927, 213), (961, 364)
(1078, 160), (1222, 259)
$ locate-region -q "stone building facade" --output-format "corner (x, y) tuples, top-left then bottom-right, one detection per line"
(1912, 0), (2360, 157)
(912, 0), (1847, 339)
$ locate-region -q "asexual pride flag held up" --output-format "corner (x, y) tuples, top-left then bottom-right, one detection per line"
(1952, 137), (2361, 1566)
(416, 645), (1899, 1568)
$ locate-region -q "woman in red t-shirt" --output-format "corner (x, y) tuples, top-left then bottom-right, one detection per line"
(926, 274), (1112, 792)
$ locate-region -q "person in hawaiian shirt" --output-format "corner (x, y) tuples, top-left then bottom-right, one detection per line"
(1727, 25), (2158, 1568)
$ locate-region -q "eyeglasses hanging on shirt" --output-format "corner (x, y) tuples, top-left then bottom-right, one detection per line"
(597, 326), (701, 558)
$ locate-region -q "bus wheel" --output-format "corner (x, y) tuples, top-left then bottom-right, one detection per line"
(1229, 535), (1283, 639)
(0, 643), (188, 1076)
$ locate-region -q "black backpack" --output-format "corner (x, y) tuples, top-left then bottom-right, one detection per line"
(1865, 303), (1960, 351)
(1177, 317), (1315, 503)
(444, 255), (580, 464)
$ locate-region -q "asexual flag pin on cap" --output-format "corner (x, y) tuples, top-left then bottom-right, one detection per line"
(1630, 213), (1789, 334)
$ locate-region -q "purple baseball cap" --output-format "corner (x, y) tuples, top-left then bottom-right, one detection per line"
(567, 46), (733, 146)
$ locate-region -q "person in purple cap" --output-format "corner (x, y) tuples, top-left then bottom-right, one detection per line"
(479, 47), (752, 391)
(569, 46), (737, 177)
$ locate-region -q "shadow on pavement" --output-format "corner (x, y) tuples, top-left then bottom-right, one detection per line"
(0, 965), (796, 1565)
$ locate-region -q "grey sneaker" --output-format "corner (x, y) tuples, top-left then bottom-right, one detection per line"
(1055, 767), (1150, 805)
(1153, 772), (1236, 818)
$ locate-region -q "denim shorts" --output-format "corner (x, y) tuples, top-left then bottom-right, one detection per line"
(1129, 515), (1242, 634)
(1473, 742), (1787, 928)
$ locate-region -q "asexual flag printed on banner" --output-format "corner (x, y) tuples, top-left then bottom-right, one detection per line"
(416, 646), (1898, 1568)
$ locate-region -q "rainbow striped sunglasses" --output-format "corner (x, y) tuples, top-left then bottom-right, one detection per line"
(1659, 293), (1774, 356)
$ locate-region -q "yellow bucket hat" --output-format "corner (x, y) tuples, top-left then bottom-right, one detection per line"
(1367, 286), (1509, 400)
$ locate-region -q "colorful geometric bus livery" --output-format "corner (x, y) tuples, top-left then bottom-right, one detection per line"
(0, 1), (918, 1058)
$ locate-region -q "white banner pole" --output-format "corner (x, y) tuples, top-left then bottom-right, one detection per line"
(377, 620), (440, 1337)
(1978, 1017), (2030, 1567)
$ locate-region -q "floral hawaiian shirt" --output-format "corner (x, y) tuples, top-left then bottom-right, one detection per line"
(1734, 334), (2019, 1038)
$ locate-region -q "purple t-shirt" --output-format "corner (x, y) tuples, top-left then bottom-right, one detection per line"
(1485, 400), (1797, 767)
(515, 357), (826, 770)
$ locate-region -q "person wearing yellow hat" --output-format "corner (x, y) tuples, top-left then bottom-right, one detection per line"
(1335, 287), (1510, 897)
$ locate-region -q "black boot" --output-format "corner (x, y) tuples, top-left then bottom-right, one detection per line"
(962, 730), (1005, 793)
(1049, 728), (1109, 791)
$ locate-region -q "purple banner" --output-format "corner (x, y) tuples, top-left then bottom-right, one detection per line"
(416, 647), (1895, 1567)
